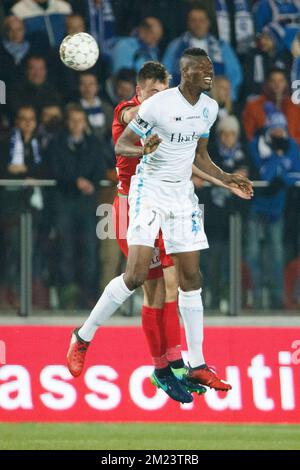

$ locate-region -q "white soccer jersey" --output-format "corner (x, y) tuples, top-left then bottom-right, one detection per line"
(128, 87), (218, 182)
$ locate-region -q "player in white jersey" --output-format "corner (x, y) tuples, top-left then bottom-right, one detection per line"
(67, 48), (253, 394)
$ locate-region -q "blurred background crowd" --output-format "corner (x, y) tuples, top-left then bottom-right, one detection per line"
(0, 0), (300, 313)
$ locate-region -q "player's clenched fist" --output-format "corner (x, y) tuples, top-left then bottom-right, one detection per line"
(143, 134), (162, 155)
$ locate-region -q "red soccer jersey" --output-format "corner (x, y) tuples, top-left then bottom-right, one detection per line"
(112, 95), (141, 196)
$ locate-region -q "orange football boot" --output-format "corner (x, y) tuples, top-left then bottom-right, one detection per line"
(187, 365), (232, 392)
(67, 328), (90, 377)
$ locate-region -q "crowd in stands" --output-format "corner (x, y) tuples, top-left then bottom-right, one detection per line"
(0, 0), (300, 312)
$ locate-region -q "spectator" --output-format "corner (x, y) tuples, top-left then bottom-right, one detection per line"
(163, 6), (242, 100)
(109, 0), (189, 50)
(111, 16), (163, 74)
(242, 23), (293, 101)
(199, 115), (249, 310)
(0, 16), (32, 86)
(8, 55), (61, 117)
(0, 105), (45, 308)
(243, 67), (300, 145)
(70, 0), (116, 56)
(11, 0), (72, 52)
(210, 75), (235, 119)
(77, 72), (113, 141)
(253, 0), (300, 33)
(105, 67), (136, 106)
(47, 104), (107, 308)
(38, 103), (63, 151)
(246, 104), (300, 309)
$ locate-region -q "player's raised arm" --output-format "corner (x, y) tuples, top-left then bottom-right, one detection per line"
(119, 106), (140, 125)
(194, 137), (253, 197)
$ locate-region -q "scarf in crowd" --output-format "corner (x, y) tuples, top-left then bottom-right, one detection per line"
(88, 0), (116, 55)
(9, 128), (41, 166)
(267, 0), (300, 26)
(215, 0), (254, 54)
(291, 56), (300, 82)
(80, 97), (106, 129)
(2, 39), (30, 65)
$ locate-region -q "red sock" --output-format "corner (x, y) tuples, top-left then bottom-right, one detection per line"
(141, 305), (168, 368)
(162, 301), (183, 362)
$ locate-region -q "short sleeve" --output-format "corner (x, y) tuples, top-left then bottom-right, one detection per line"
(200, 100), (219, 139)
(128, 97), (157, 138)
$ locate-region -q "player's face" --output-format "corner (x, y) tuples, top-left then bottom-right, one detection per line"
(186, 57), (214, 92)
(138, 79), (169, 102)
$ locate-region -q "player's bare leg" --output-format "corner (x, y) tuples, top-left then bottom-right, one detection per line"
(172, 250), (232, 392)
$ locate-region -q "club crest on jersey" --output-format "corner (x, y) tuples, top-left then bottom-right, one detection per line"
(203, 107), (209, 119)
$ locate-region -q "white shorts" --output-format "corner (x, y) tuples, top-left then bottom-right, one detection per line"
(127, 175), (209, 254)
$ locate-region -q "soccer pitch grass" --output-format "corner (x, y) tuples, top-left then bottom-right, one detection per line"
(0, 423), (300, 450)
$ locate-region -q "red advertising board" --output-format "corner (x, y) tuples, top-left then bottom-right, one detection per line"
(0, 326), (300, 423)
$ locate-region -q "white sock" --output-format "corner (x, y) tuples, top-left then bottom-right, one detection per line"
(178, 288), (205, 368)
(78, 274), (134, 341)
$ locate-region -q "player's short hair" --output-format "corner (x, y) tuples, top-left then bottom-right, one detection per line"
(137, 61), (170, 85)
(180, 48), (210, 71)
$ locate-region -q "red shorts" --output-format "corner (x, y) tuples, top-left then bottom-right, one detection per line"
(113, 194), (173, 280)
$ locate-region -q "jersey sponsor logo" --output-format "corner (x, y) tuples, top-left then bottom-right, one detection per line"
(186, 115), (201, 120)
(169, 116), (183, 122)
(170, 131), (199, 143)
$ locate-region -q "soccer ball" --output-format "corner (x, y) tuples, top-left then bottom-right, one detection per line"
(59, 32), (99, 71)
